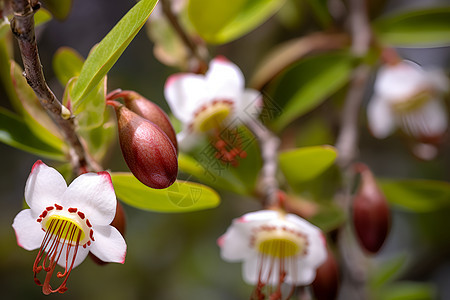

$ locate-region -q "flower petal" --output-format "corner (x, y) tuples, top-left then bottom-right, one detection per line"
(177, 129), (204, 152)
(164, 73), (210, 124)
(375, 60), (428, 100)
(414, 98), (447, 138)
(234, 89), (262, 123)
(367, 96), (396, 139)
(57, 245), (89, 269)
(219, 223), (254, 262)
(62, 172), (116, 226)
(242, 255), (259, 285)
(290, 264), (315, 285)
(239, 210), (279, 223)
(12, 209), (45, 251)
(89, 225), (126, 264)
(206, 57), (245, 101)
(24, 160), (67, 215)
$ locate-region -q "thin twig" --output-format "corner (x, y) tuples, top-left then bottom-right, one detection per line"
(246, 117), (280, 208)
(334, 0), (373, 299)
(160, 0), (208, 72)
(11, 0), (89, 174)
(335, 0), (372, 168)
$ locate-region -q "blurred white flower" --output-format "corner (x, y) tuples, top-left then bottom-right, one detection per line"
(367, 60), (448, 142)
(164, 56), (262, 152)
(218, 210), (327, 298)
(12, 161), (126, 294)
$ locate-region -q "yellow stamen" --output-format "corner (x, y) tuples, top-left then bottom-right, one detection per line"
(43, 216), (85, 245)
(390, 90), (433, 113)
(193, 102), (232, 132)
(254, 227), (306, 258)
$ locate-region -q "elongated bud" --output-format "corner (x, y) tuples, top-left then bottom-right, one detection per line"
(352, 163), (390, 253)
(90, 202), (127, 265)
(108, 90), (178, 153)
(312, 248), (339, 300)
(109, 101), (178, 189)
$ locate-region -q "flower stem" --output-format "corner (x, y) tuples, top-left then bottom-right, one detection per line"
(335, 0), (373, 298)
(10, 0), (91, 174)
(246, 118), (280, 208)
(160, 0), (208, 73)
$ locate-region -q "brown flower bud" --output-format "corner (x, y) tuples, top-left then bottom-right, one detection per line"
(90, 202), (127, 266)
(108, 90), (178, 153)
(312, 248), (339, 300)
(109, 101), (178, 189)
(352, 163), (390, 254)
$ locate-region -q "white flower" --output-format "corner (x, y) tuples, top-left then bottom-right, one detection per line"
(218, 210), (327, 298)
(367, 60), (448, 141)
(12, 161), (126, 295)
(164, 56), (262, 152)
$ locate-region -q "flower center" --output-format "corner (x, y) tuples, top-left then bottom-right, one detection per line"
(34, 204), (94, 294)
(251, 225), (308, 299)
(191, 99), (233, 133)
(253, 226), (307, 258)
(390, 89), (433, 113)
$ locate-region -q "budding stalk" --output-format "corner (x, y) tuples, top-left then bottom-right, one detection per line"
(109, 101), (178, 189)
(312, 247), (339, 300)
(352, 163), (390, 253)
(108, 90), (178, 153)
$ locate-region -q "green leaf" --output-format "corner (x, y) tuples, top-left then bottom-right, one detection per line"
(41, 0), (73, 20)
(146, 12), (188, 68)
(78, 111), (116, 162)
(374, 7), (450, 47)
(378, 179), (450, 213)
(52, 47), (84, 86)
(370, 254), (407, 289)
(64, 76), (107, 129)
(279, 145), (337, 186)
(178, 153), (248, 195)
(111, 172), (221, 213)
(377, 282), (436, 300)
(178, 126), (262, 195)
(267, 51), (353, 131)
(70, 0), (158, 105)
(0, 108), (65, 160)
(0, 17), (10, 39)
(188, 0), (285, 44)
(34, 8), (52, 26)
(309, 203), (346, 232)
(10, 61), (65, 150)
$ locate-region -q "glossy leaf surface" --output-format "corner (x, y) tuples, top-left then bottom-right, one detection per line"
(111, 172), (221, 213)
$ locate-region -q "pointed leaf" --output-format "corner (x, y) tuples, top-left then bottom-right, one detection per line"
(188, 0), (285, 44)
(52, 47), (84, 86)
(78, 111), (116, 162)
(370, 255), (407, 289)
(377, 282), (436, 300)
(111, 172), (220, 213)
(309, 203), (346, 232)
(374, 7), (450, 47)
(267, 52), (353, 131)
(0, 108), (65, 160)
(178, 153), (248, 195)
(10, 61), (65, 150)
(279, 145), (337, 186)
(64, 76), (107, 129)
(378, 179), (450, 213)
(71, 0), (158, 105)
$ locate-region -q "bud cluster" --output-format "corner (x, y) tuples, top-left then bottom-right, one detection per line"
(107, 90), (178, 189)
